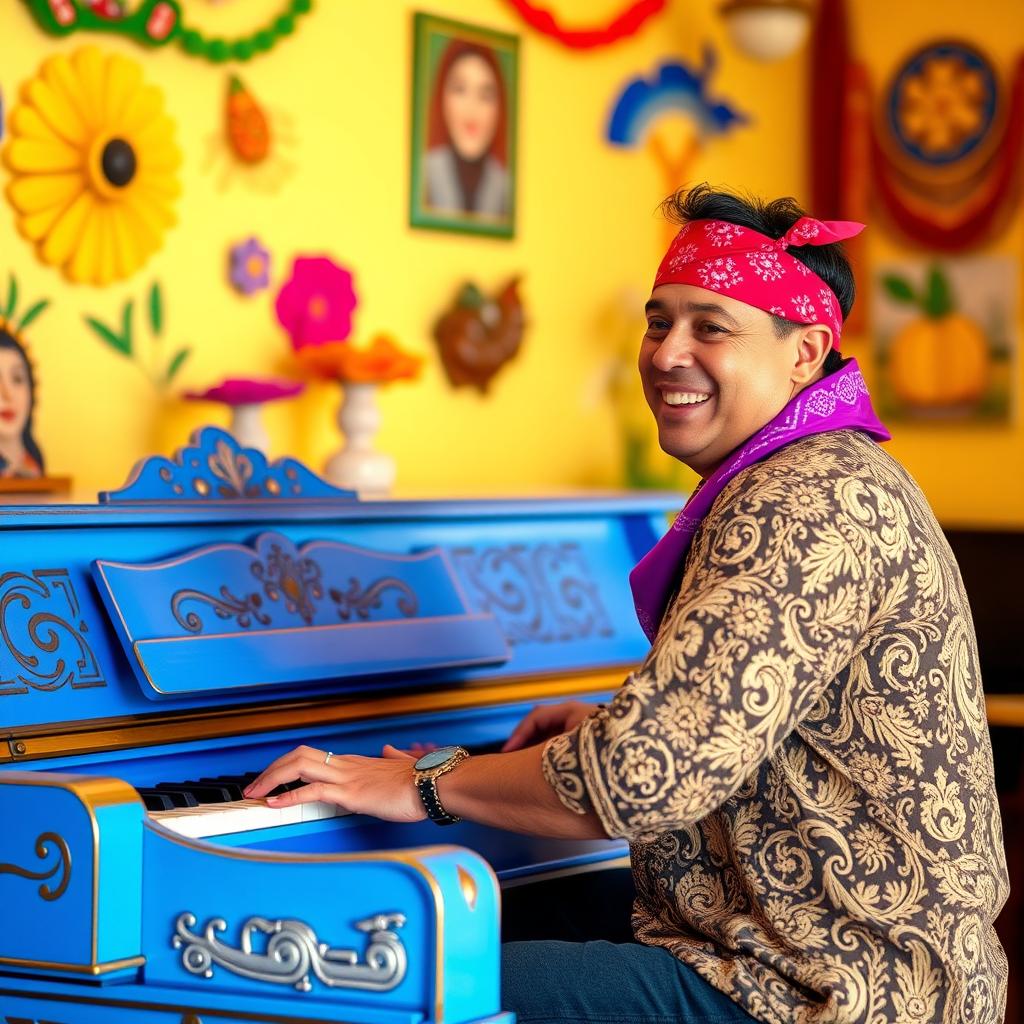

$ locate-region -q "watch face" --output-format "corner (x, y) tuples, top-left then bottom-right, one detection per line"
(415, 745), (461, 771)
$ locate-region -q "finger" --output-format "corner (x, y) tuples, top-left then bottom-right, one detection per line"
(266, 780), (349, 810)
(503, 718), (541, 752)
(381, 744), (415, 760)
(406, 742), (438, 755)
(246, 754), (340, 798)
(503, 706), (554, 751)
(244, 746), (322, 797)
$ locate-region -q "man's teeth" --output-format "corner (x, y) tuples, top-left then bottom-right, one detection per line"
(663, 392), (711, 406)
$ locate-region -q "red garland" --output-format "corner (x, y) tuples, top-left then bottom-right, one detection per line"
(502, 0), (666, 50)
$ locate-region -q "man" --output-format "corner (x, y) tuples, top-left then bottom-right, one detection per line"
(246, 185), (1008, 1024)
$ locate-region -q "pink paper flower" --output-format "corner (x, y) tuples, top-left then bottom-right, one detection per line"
(185, 377), (305, 406)
(275, 256), (357, 351)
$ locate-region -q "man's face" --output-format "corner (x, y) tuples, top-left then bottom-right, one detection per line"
(639, 283), (801, 477)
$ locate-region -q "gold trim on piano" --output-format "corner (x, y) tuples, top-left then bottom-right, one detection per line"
(0, 954), (144, 975)
(3, 668), (628, 762)
(984, 694), (1024, 727)
(0, 773), (142, 966)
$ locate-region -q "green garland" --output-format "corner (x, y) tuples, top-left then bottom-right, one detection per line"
(25, 0), (314, 64)
(179, 0), (313, 64)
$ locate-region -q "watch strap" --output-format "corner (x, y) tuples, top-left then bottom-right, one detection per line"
(416, 775), (460, 825)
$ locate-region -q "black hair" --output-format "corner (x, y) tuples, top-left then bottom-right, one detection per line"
(0, 328), (45, 474)
(660, 183), (852, 375)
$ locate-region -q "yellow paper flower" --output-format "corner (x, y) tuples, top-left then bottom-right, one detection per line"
(3, 46), (182, 285)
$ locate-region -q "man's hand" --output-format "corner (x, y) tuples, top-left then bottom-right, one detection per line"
(243, 744), (426, 822)
(502, 701), (598, 752)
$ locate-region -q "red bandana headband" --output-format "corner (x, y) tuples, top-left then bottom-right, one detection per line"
(653, 217), (866, 348)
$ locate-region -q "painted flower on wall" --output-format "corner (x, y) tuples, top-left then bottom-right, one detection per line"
(3, 46), (182, 285)
(229, 236), (271, 294)
(274, 256), (357, 350)
(897, 53), (987, 157)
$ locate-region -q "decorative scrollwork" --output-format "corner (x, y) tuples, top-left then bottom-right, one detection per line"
(0, 570), (105, 696)
(207, 439), (261, 498)
(171, 586), (271, 633)
(251, 544), (324, 625)
(0, 832), (71, 901)
(450, 542), (614, 644)
(328, 577), (419, 621)
(101, 426), (356, 502)
(172, 911), (407, 993)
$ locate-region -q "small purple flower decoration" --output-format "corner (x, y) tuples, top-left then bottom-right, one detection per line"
(229, 237), (271, 295)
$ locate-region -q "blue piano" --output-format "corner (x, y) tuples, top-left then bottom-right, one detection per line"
(0, 428), (683, 1024)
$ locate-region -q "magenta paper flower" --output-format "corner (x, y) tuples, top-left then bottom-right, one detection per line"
(230, 237), (271, 295)
(185, 377), (305, 406)
(274, 256), (357, 350)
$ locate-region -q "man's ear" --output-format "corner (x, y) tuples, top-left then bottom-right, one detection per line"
(791, 325), (833, 387)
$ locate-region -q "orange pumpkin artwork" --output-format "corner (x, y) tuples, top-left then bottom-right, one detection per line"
(874, 260), (1014, 421)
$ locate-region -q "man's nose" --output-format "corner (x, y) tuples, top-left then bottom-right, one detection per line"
(650, 327), (696, 371)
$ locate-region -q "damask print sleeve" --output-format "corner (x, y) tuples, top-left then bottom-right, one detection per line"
(543, 465), (877, 841)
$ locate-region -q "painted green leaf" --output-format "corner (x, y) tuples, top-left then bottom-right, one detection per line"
(17, 299), (49, 332)
(120, 300), (134, 355)
(4, 275), (17, 320)
(149, 282), (163, 336)
(923, 265), (954, 319)
(165, 346), (191, 384)
(882, 275), (917, 305)
(84, 315), (131, 355)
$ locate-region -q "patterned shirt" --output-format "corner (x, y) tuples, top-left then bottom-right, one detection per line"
(543, 430), (1008, 1024)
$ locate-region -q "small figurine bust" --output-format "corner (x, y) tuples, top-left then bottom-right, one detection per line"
(0, 325), (44, 479)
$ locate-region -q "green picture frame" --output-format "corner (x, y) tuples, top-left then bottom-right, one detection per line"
(410, 12), (519, 240)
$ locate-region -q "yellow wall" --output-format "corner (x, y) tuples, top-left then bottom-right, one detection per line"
(1, 0), (1021, 525)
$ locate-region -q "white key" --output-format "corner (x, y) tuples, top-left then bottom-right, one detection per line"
(151, 798), (346, 838)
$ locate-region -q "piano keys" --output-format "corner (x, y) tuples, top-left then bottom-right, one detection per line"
(0, 427), (683, 1024)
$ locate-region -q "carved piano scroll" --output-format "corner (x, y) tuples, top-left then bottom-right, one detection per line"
(0, 831), (71, 901)
(0, 570), (105, 697)
(172, 912), (408, 993)
(449, 542), (615, 644)
(168, 536), (421, 634)
(100, 426), (356, 502)
(93, 532), (508, 697)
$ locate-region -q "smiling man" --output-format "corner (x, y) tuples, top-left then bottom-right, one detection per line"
(247, 186), (1008, 1024)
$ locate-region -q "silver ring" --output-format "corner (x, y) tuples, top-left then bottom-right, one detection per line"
(324, 750), (333, 765)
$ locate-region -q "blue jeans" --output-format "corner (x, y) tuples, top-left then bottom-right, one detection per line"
(502, 939), (759, 1023)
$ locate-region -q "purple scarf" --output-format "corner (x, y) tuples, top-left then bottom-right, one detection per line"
(629, 358), (891, 641)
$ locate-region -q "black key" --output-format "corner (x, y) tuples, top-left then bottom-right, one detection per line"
(136, 789), (176, 811)
(179, 781), (235, 803)
(210, 773), (260, 785)
(142, 787), (195, 809)
(267, 780), (307, 798)
(153, 785), (201, 808)
(198, 778), (245, 800)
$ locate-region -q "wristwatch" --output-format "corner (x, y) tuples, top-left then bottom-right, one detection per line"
(413, 745), (469, 825)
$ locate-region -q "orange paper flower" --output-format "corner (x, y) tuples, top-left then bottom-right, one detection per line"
(297, 334), (422, 383)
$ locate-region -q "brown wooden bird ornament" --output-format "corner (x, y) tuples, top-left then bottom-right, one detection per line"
(432, 278), (525, 393)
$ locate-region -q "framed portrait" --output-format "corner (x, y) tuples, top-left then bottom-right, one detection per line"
(410, 13), (519, 239)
